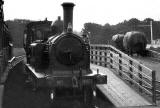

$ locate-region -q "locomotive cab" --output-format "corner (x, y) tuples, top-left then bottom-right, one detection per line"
(29, 40), (49, 70)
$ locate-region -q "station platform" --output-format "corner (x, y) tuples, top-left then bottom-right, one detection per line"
(91, 64), (153, 108)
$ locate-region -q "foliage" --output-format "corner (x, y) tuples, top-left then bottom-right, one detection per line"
(51, 17), (63, 35)
(83, 18), (160, 44)
(5, 18), (160, 47)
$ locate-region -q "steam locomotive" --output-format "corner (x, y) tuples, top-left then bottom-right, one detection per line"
(123, 31), (148, 56)
(24, 2), (107, 105)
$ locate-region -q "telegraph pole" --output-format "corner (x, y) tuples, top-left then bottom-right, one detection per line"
(150, 21), (153, 45)
(138, 20), (153, 45)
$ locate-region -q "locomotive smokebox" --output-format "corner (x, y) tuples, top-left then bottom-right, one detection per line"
(62, 2), (75, 32)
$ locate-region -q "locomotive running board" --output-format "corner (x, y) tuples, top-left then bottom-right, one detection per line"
(25, 64), (107, 88)
(25, 64), (46, 79)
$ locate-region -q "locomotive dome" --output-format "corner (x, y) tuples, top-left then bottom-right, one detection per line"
(51, 16), (63, 29)
(51, 16), (63, 34)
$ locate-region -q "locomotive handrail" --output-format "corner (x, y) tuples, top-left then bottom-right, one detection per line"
(90, 44), (157, 105)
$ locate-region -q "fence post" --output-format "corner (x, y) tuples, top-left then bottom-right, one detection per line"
(93, 48), (96, 65)
(99, 51), (102, 66)
(152, 70), (156, 105)
(110, 52), (113, 69)
(97, 47), (99, 65)
(129, 60), (133, 85)
(90, 49), (93, 64)
(104, 51), (107, 67)
(138, 65), (142, 93)
(95, 50), (97, 65)
(119, 53), (122, 77)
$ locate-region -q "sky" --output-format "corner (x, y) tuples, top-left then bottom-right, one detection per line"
(3, 0), (160, 31)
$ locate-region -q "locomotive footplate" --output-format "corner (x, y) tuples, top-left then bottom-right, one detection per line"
(25, 64), (107, 89)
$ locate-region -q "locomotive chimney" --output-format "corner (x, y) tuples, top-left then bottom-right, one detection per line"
(62, 2), (75, 32)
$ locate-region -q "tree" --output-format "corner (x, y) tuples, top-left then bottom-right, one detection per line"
(143, 18), (154, 23)
(83, 18), (160, 45)
(128, 18), (140, 30)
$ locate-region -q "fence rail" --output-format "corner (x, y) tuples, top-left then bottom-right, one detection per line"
(90, 44), (158, 105)
(0, 55), (26, 84)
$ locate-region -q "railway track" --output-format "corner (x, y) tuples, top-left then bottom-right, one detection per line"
(148, 49), (160, 62)
(133, 56), (160, 64)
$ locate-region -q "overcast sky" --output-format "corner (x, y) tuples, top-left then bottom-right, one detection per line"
(3, 0), (160, 31)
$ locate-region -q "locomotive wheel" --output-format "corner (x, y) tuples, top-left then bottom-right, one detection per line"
(24, 73), (37, 91)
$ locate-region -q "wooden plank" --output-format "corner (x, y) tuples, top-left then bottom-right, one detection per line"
(91, 64), (152, 107)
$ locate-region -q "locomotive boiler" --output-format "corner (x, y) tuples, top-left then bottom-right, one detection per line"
(111, 31), (148, 56)
(25, 2), (107, 105)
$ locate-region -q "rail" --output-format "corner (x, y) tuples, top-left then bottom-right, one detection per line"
(90, 44), (158, 105)
(0, 55), (26, 84)
(149, 50), (160, 61)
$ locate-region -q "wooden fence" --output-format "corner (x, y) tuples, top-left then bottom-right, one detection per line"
(90, 44), (159, 105)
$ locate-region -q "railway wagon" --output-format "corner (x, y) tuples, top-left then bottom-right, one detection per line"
(24, 2), (107, 106)
(123, 31), (148, 56)
(111, 31), (148, 56)
(111, 34), (125, 51)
